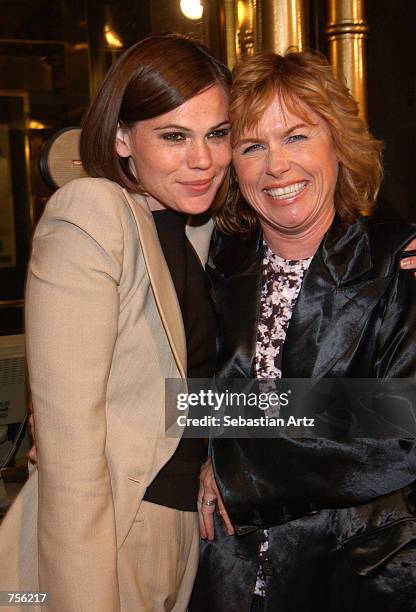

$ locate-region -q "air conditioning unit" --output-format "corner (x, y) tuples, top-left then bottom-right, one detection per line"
(0, 334), (26, 426)
(0, 334), (28, 511)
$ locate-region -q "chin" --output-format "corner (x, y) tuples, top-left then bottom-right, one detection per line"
(183, 199), (213, 215)
(265, 205), (309, 227)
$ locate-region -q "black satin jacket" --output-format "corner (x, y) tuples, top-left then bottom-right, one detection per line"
(190, 215), (416, 612)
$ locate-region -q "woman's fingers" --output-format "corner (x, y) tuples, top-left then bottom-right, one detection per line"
(198, 458), (234, 540)
(28, 444), (38, 464)
(403, 238), (416, 252)
(216, 494), (235, 535)
(27, 402), (38, 464)
(401, 239), (416, 277)
(200, 498), (216, 540)
(400, 255), (416, 275)
(198, 459), (217, 540)
(198, 492), (215, 540)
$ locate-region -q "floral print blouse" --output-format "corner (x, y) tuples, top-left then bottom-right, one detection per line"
(254, 241), (312, 597)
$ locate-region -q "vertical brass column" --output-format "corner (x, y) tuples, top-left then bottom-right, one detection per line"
(211, 0), (257, 67)
(259, 0), (308, 54)
(223, 0), (239, 68)
(86, 0), (107, 96)
(325, 0), (368, 120)
(236, 0), (257, 59)
(206, 0), (238, 69)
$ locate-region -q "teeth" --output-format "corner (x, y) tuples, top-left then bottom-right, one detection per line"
(265, 181), (307, 199)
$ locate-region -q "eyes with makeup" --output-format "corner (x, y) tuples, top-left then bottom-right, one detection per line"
(238, 132), (309, 155)
(160, 127), (230, 143)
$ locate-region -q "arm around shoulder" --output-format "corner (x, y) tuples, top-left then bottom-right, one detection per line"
(373, 238), (416, 379)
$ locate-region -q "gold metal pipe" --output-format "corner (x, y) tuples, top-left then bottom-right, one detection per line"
(259, 0), (308, 54)
(213, 0), (258, 67)
(237, 0), (257, 58)
(204, 0), (237, 68)
(223, 0), (238, 68)
(325, 0), (368, 120)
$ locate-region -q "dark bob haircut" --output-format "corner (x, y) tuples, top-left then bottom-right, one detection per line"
(80, 34), (231, 192)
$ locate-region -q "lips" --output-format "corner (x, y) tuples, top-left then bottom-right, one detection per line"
(178, 177), (215, 194)
(180, 177), (214, 187)
(263, 180), (308, 200)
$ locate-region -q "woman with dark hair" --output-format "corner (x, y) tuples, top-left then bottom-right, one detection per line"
(0, 34), (231, 612)
(192, 50), (416, 612)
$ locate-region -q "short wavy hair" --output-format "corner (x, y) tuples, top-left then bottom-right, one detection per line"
(216, 50), (383, 233)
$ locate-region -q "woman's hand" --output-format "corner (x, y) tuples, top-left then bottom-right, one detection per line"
(198, 458), (234, 540)
(27, 402), (38, 464)
(400, 238), (416, 276)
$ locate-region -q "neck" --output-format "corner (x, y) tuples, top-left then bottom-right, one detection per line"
(262, 208), (335, 259)
(146, 195), (167, 211)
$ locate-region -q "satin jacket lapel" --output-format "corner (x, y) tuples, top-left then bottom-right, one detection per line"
(207, 228), (263, 378)
(283, 217), (390, 379)
(122, 189), (187, 379)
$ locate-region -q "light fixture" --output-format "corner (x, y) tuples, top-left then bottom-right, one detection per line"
(104, 25), (123, 49)
(237, 1), (246, 27)
(29, 120), (48, 130)
(180, 0), (203, 20)
(72, 43), (88, 52)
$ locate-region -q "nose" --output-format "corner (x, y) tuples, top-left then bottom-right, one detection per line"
(187, 139), (212, 170)
(266, 145), (290, 176)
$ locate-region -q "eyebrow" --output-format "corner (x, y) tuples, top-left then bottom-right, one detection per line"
(236, 122), (310, 145)
(153, 120), (230, 132)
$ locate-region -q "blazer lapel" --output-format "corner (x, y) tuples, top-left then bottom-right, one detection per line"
(122, 190), (187, 379)
(283, 217), (390, 379)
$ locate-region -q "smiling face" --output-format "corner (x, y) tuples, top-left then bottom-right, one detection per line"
(232, 93), (339, 257)
(116, 84), (231, 214)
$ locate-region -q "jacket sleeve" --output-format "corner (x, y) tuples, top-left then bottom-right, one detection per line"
(25, 179), (126, 612)
(373, 262), (416, 378)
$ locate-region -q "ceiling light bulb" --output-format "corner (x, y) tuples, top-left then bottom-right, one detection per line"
(104, 25), (123, 49)
(180, 0), (203, 20)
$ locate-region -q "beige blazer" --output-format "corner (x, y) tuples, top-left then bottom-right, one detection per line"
(0, 178), (213, 611)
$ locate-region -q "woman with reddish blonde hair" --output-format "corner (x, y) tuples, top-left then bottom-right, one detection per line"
(219, 49), (383, 230)
(192, 50), (416, 612)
